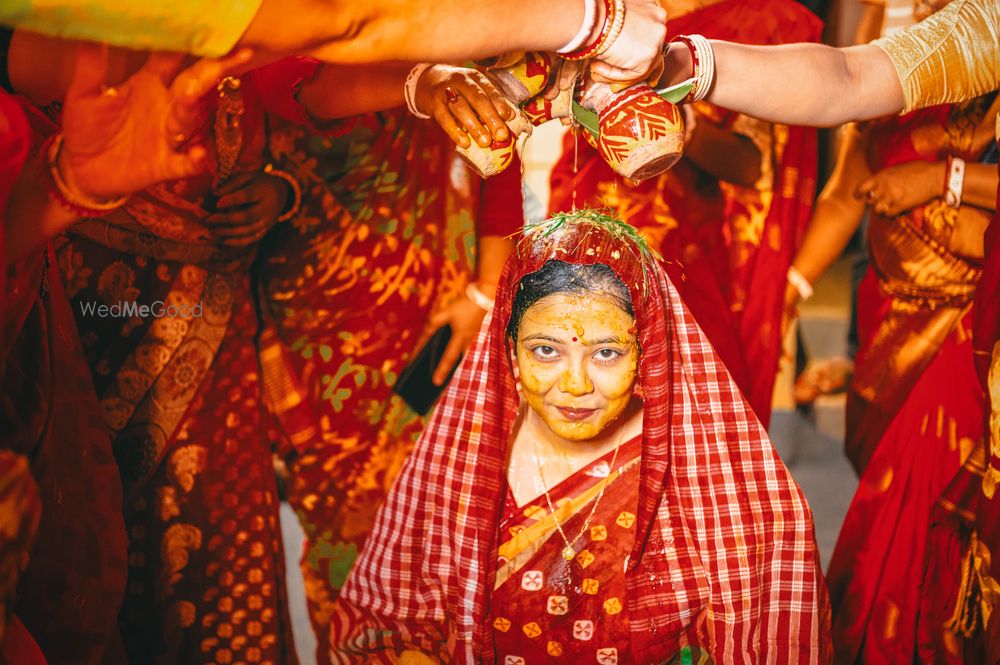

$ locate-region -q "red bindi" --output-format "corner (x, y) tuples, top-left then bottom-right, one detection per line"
(572, 336), (578, 342)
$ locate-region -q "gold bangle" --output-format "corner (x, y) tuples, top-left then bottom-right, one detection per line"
(47, 134), (128, 214)
(264, 163), (303, 223)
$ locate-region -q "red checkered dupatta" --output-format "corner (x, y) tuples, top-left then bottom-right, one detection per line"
(331, 215), (831, 663)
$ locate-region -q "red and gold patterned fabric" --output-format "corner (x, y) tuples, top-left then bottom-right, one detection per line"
(329, 214), (830, 664)
(19, 60), (327, 664)
(548, 0), (821, 426)
(827, 97), (996, 664)
(256, 108), (522, 664)
(490, 436), (641, 662)
(953, 124), (1000, 663)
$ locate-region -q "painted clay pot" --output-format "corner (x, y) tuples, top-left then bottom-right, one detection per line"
(457, 134), (516, 178)
(456, 99), (532, 178)
(487, 51), (554, 104)
(520, 85), (573, 125)
(580, 82), (684, 182)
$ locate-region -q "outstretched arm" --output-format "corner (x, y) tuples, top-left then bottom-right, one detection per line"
(2, 0), (667, 83)
(659, 0), (998, 127)
(661, 41), (903, 127)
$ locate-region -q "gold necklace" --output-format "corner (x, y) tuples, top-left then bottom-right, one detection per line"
(532, 429), (626, 561)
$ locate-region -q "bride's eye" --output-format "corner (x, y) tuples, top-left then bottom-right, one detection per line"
(530, 345), (559, 360)
(593, 348), (623, 364)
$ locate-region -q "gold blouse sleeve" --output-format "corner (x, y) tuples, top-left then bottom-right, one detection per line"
(872, 0), (1000, 113)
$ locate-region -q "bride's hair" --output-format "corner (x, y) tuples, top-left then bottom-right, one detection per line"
(506, 260), (633, 342)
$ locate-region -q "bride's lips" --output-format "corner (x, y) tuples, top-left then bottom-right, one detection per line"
(555, 406), (598, 421)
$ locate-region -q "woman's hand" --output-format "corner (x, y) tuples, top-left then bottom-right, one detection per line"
(205, 172), (289, 246)
(413, 65), (515, 149)
(855, 160), (944, 217)
(59, 42), (253, 202)
(589, 0), (668, 84)
(428, 285), (494, 385)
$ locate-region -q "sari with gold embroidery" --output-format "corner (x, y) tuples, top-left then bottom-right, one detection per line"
(867, 0), (1000, 656)
(329, 215), (830, 664)
(827, 96), (997, 664)
(548, 0), (821, 426)
(255, 108), (523, 664)
(29, 59), (329, 664)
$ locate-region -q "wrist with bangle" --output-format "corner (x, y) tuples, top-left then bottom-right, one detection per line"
(465, 281), (496, 311)
(786, 265), (813, 303)
(44, 133), (128, 217)
(404, 63), (434, 119)
(560, 0), (626, 61)
(943, 154), (965, 208)
(264, 163), (303, 223)
(668, 35), (716, 104)
(556, 0), (600, 54)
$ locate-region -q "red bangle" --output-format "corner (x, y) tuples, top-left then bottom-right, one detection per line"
(669, 36), (699, 103)
(562, 0), (614, 60)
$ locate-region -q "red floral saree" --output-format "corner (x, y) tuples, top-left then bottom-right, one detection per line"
(548, 0), (821, 426)
(827, 97), (997, 664)
(329, 214), (830, 663)
(255, 108), (523, 663)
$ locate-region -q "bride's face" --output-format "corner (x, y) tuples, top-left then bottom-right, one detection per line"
(515, 291), (638, 441)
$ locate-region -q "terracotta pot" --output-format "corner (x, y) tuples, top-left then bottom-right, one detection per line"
(488, 51), (553, 104)
(589, 84), (684, 182)
(520, 85), (573, 125)
(456, 134), (516, 178)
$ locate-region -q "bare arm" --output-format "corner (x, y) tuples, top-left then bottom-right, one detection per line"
(661, 41), (904, 128)
(960, 162), (999, 212)
(296, 61), (412, 120)
(244, 0), (666, 82)
(242, 0), (579, 63)
(785, 123), (871, 310)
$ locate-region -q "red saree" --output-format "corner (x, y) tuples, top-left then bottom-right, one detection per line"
(27, 59), (327, 664)
(954, 120), (1000, 663)
(827, 97), (996, 664)
(489, 436), (642, 662)
(329, 214), (830, 663)
(256, 108), (522, 663)
(0, 94), (127, 665)
(548, 0), (821, 426)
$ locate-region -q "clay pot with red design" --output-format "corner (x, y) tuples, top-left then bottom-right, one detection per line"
(456, 52), (551, 178)
(464, 53), (684, 182)
(576, 79), (685, 182)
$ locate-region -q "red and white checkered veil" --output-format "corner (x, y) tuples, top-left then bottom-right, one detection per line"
(331, 212), (831, 664)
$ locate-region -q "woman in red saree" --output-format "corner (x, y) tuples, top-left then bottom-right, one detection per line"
(329, 211), (830, 663)
(821, 90), (998, 663)
(255, 105), (522, 663)
(1, 42), (256, 665)
(548, 0), (821, 426)
(6, 44), (374, 662)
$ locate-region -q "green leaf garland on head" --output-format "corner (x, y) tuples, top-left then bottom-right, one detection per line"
(520, 208), (662, 301)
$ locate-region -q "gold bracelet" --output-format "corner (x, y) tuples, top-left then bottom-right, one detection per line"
(264, 163), (303, 223)
(47, 134), (128, 216)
